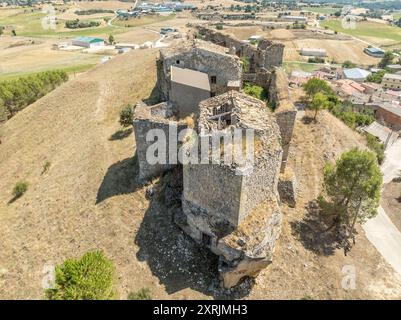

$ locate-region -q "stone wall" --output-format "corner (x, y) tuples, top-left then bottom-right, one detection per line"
(239, 148), (282, 222)
(275, 109), (297, 172)
(183, 163), (243, 228)
(196, 26), (284, 73)
(217, 197), (282, 288)
(133, 118), (187, 180)
(271, 67), (297, 172)
(157, 43), (242, 101)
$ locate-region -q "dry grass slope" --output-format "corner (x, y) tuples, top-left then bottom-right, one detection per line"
(0, 49), (401, 299)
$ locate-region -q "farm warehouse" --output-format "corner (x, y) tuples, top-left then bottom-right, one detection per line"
(72, 37), (105, 48)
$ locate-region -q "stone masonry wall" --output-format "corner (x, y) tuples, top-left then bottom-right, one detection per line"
(133, 119), (187, 180)
(196, 26), (284, 73)
(240, 148), (283, 222)
(183, 163), (243, 228)
(271, 67), (297, 172)
(157, 47), (242, 101)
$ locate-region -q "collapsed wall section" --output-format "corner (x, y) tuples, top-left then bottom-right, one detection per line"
(196, 26), (284, 73)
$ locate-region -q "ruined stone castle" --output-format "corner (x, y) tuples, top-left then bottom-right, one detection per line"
(133, 29), (297, 288)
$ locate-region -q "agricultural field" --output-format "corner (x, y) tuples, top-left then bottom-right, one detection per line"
(0, 2), (188, 81)
(0, 37), (102, 81)
(321, 19), (401, 46)
(302, 6), (339, 15)
(393, 11), (401, 20)
(0, 6), (125, 37)
(283, 61), (323, 74)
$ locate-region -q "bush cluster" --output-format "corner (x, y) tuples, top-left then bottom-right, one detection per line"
(46, 251), (115, 300)
(65, 19), (100, 29)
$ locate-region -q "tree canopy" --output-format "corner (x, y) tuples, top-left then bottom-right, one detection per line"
(321, 148), (383, 254)
(302, 77), (333, 98)
(309, 92), (329, 120)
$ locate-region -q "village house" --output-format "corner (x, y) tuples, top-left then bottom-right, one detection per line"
(376, 102), (401, 131)
(382, 73), (401, 91)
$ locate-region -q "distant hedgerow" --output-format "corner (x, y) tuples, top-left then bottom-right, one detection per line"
(46, 251), (115, 300)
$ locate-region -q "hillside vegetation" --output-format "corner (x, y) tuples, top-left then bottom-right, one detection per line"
(0, 70), (68, 121)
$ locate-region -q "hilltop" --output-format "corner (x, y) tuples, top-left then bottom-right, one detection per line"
(0, 48), (400, 299)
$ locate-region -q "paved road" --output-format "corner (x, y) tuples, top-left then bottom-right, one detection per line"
(382, 139), (401, 184)
(363, 139), (401, 276)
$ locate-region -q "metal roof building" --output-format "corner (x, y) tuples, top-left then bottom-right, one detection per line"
(300, 48), (327, 57)
(364, 47), (385, 58)
(343, 68), (371, 82)
(72, 37), (105, 48)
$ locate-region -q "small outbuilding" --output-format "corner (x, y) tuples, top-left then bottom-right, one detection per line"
(300, 48), (327, 57)
(72, 37), (105, 48)
(364, 47), (385, 58)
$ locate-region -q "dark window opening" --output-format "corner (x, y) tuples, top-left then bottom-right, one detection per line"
(210, 92), (216, 97)
(202, 233), (212, 247)
(176, 60), (180, 64)
(211, 76), (217, 84)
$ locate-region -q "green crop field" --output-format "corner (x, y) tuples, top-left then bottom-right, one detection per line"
(0, 9), (126, 37)
(320, 19), (401, 43)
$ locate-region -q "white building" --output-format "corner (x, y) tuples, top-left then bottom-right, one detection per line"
(300, 48), (327, 57)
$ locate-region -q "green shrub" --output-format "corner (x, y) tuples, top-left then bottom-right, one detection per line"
(366, 133), (385, 165)
(75, 9), (114, 15)
(243, 82), (268, 101)
(366, 70), (386, 84)
(308, 57), (325, 64)
(327, 101), (374, 129)
(128, 288), (152, 300)
(12, 181), (28, 199)
(46, 251), (115, 300)
(65, 19), (100, 29)
(119, 105), (134, 127)
(241, 58), (249, 72)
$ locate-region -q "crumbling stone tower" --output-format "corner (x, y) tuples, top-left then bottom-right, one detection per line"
(175, 91), (283, 288)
